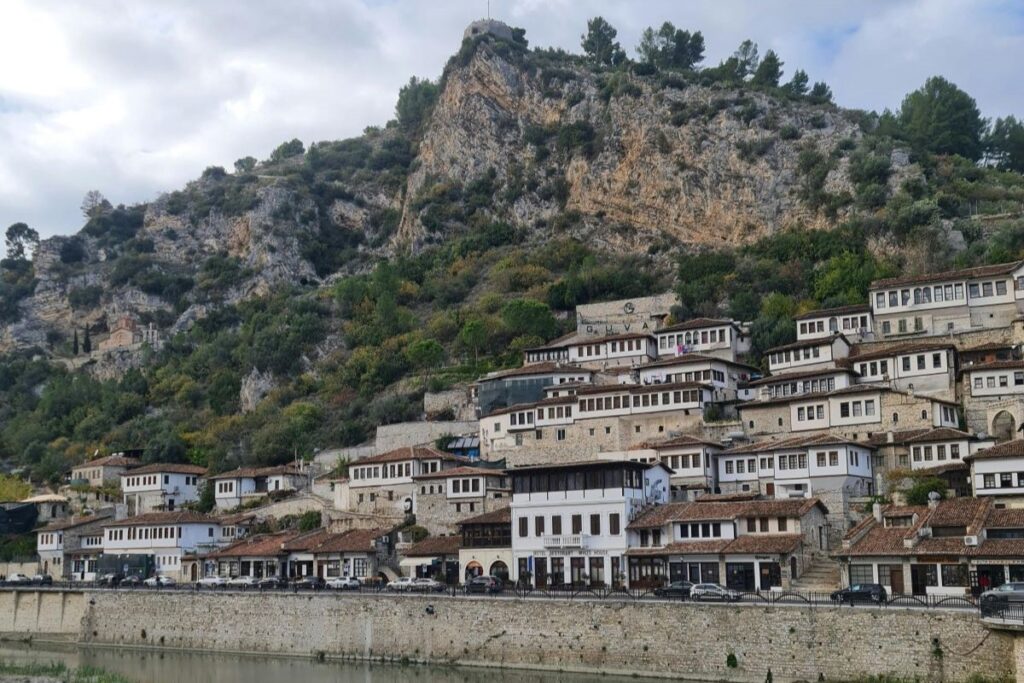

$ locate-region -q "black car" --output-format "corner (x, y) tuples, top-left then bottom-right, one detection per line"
(654, 581), (693, 599)
(831, 583), (887, 604)
(258, 576), (289, 590)
(292, 575), (326, 590)
(464, 576), (502, 594)
(30, 574), (54, 586)
(98, 573), (124, 587)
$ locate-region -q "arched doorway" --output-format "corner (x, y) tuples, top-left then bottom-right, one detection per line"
(464, 561), (483, 581)
(992, 411), (1017, 443)
(489, 560), (509, 583)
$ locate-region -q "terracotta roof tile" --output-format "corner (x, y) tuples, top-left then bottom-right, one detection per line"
(479, 362), (590, 381)
(793, 304), (871, 321)
(209, 532), (300, 558)
(848, 341), (955, 363)
(965, 441), (1024, 461)
(963, 360), (1024, 372)
(746, 368), (856, 386)
(641, 354), (758, 372)
(871, 259), (1023, 289)
(625, 539), (732, 556)
(37, 512), (113, 532)
(314, 528), (390, 554)
(764, 334), (848, 355)
(209, 465), (303, 479)
(457, 507), (512, 526)
(75, 455), (141, 469)
(125, 463), (208, 476)
(987, 508), (1024, 528)
(725, 533), (803, 555)
(413, 466), (505, 480)
(355, 446), (463, 466)
(403, 535), (461, 557)
(104, 511), (219, 527)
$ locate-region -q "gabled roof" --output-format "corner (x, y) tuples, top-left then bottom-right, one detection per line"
(625, 534), (804, 556)
(314, 528), (390, 553)
(871, 259), (1024, 290)
(628, 497), (827, 529)
(575, 381), (710, 396)
(848, 341), (955, 363)
(746, 367), (856, 387)
(124, 463), (208, 476)
(37, 511), (113, 533)
(74, 455), (141, 469)
(765, 333), (849, 355)
(962, 360), (1024, 372)
(793, 304), (872, 321)
(631, 435), (723, 451)
(403, 535), (461, 557)
(208, 532), (301, 558)
(457, 507), (512, 526)
(567, 331), (654, 345)
(720, 433), (871, 455)
(902, 428), (976, 444)
(640, 354), (759, 372)
(479, 362), (591, 381)
(353, 446), (464, 466)
(657, 317), (738, 334)
(208, 465), (303, 480)
(964, 440), (1024, 461)
(104, 511), (218, 527)
(413, 466), (505, 480)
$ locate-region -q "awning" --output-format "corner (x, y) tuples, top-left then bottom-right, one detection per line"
(400, 556), (437, 569)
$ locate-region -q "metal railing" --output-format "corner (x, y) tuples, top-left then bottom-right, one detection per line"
(0, 579), (984, 612)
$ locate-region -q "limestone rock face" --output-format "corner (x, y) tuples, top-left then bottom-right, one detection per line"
(240, 367), (276, 413)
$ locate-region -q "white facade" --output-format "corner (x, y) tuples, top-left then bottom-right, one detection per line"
(121, 466), (204, 514)
(766, 336), (850, 375)
(965, 362), (1024, 397)
(718, 439), (874, 500)
(211, 466), (305, 511)
(567, 334), (656, 368)
(638, 356), (756, 402)
(103, 514), (223, 577)
(653, 319), (749, 360)
(510, 462), (671, 587)
(851, 346), (956, 397)
(751, 369), (855, 401)
(796, 307), (873, 343)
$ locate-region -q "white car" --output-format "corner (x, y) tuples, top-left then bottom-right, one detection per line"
(226, 576), (259, 589)
(386, 577), (416, 592)
(195, 576), (227, 588)
(690, 583), (743, 602)
(326, 576), (361, 590)
(411, 578), (446, 592)
(143, 575), (176, 587)
(6, 573), (31, 584)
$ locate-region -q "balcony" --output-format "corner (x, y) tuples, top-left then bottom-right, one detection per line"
(542, 534), (587, 549)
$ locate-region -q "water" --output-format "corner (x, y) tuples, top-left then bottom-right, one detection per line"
(0, 642), (650, 683)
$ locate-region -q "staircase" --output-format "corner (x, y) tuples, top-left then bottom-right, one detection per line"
(790, 557), (841, 593)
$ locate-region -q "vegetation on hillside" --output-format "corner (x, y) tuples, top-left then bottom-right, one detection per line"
(1, 16), (1024, 486)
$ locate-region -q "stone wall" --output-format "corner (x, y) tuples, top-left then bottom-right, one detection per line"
(414, 491), (510, 536)
(423, 388), (476, 421)
(66, 591), (1013, 682)
(375, 421), (479, 451)
(0, 589), (84, 635)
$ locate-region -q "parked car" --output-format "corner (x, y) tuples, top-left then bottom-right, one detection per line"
(6, 573), (31, 584)
(464, 576), (502, 594)
(292, 575), (326, 590)
(120, 575), (144, 587)
(654, 581), (693, 599)
(226, 576), (259, 589)
(691, 583), (742, 602)
(831, 583), (887, 605)
(98, 573), (123, 587)
(980, 582), (1024, 605)
(411, 577), (447, 593)
(195, 576), (227, 589)
(30, 574), (53, 586)
(143, 576), (176, 588)
(386, 577), (416, 592)
(257, 576), (289, 590)
(326, 576), (361, 590)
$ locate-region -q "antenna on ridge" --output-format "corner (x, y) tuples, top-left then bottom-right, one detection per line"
(487, 0), (491, 19)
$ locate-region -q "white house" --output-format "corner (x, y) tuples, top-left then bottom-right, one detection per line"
(964, 360), (1024, 398)
(614, 435), (723, 501)
(794, 304), (874, 343)
(36, 510), (114, 579)
(121, 463), (207, 514)
(869, 259), (1024, 339)
(566, 332), (657, 369)
(964, 440), (1024, 506)
(510, 460), (671, 588)
(746, 368), (858, 401)
(652, 318), (750, 361)
(70, 454), (141, 487)
(102, 511), (224, 578)
(637, 354), (758, 402)
(346, 446), (468, 516)
(765, 334), (851, 375)
(208, 465), (306, 511)
(849, 342), (957, 398)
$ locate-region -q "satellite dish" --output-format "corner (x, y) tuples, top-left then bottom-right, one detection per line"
(927, 491), (941, 502)
(403, 497), (413, 513)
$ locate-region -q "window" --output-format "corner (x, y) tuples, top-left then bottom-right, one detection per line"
(983, 474), (995, 489)
(829, 451), (839, 466)
(778, 517), (787, 531)
(974, 377), (983, 389)
(535, 516), (545, 536)
(917, 355), (926, 370)
(590, 514), (601, 535)
(932, 353), (942, 368)
(556, 428), (566, 441)
(518, 517), (528, 537)
(571, 515), (582, 534)
(997, 280), (1008, 296)
(759, 518), (769, 532)
(840, 403), (850, 418)
(725, 461), (734, 474)
(849, 565), (874, 585)
(1001, 473), (1013, 488)
(969, 283), (980, 298)
(609, 513), (620, 535)
(747, 518), (756, 533)
(817, 452), (826, 467)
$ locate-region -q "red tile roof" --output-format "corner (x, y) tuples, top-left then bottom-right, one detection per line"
(965, 440), (1024, 461)
(848, 341), (955, 363)
(871, 259), (1023, 289)
(355, 446), (463, 466)
(208, 532), (301, 558)
(764, 333), (848, 355)
(403, 535), (461, 557)
(657, 318), (737, 334)
(793, 304), (871, 321)
(125, 463), (208, 476)
(413, 466), (505, 480)
(456, 507), (512, 526)
(628, 498), (827, 529)
(75, 455), (141, 469)
(963, 360), (1024, 372)
(104, 511), (219, 527)
(208, 465), (303, 480)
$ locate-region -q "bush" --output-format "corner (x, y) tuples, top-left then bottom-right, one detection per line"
(735, 138), (774, 162)
(557, 121), (597, 159)
(59, 238), (87, 264)
(68, 286), (103, 310)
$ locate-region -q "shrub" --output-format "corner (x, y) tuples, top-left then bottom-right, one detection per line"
(68, 286), (103, 310)
(59, 238), (87, 264)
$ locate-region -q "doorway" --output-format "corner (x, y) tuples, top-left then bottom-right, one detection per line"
(889, 566), (903, 594)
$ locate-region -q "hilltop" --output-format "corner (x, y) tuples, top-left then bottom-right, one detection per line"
(1, 17), (1023, 482)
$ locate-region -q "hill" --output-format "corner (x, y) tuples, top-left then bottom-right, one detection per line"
(1, 17), (1024, 483)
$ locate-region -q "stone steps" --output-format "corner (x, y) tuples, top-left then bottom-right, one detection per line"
(791, 557), (841, 592)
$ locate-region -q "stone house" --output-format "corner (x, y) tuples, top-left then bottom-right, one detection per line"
(121, 463), (206, 514)
(963, 439), (1024, 507)
(36, 509), (114, 579)
(345, 446), (470, 517)
(869, 427), (994, 495)
(20, 494), (70, 524)
(625, 497), (830, 590)
(614, 435), (724, 501)
(97, 315), (162, 352)
(399, 535), (462, 583)
(637, 353), (758, 403)
(962, 360), (1024, 440)
(71, 454), (141, 487)
(457, 507), (512, 583)
(847, 341), (958, 400)
(411, 466), (510, 535)
(208, 465), (306, 511)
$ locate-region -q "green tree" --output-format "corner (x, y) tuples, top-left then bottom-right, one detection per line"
(395, 76), (440, 136)
(636, 22), (704, 70)
(581, 16), (626, 67)
(904, 476), (948, 506)
(72, 329), (79, 355)
(4, 223), (39, 261)
(500, 299), (557, 340)
(0, 474), (31, 501)
(298, 510), (322, 531)
(233, 156), (257, 174)
(457, 319), (488, 361)
(897, 76), (986, 160)
(807, 81), (833, 105)
(783, 69), (809, 96)
(195, 481), (215, 513)
(406, 339), (444, 374)
(732, 40), (759, 79)
(987, 116), (1024, 172)
(82, 327), (91, 354)
(751, 50), (783, 87)
(269, 138), (305, 163)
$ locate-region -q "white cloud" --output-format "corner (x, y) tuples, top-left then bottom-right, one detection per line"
(0, 0), (1022, 252)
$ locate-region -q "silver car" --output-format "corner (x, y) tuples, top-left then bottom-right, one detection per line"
(981, 582), (1024, 605)
(691, 583), (743, 602)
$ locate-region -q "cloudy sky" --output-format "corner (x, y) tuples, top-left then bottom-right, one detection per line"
(1, 0), (1022, 252)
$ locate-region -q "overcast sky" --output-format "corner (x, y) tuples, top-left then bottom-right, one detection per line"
(2, 0), (1023, 253)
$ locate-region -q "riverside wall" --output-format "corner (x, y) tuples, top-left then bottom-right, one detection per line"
(1, 589), (1018, 682)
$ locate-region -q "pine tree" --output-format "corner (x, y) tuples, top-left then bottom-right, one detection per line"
(751, 50), (783, 87)
(83, 327), (91, 354)
(73, 329), (79, 355)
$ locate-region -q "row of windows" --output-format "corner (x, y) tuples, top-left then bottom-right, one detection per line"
(351, 460), (439, 481)
(912, 443), (961, 462)
(724, 450), (861, 474)
(518, 512), (621, 537)
(156, 555), (180, 567)
(980, 473), (1024, 489)
(38, 533), (61, 546)
(575, 338), (646, 357)
(512, 468), (645, 494)
(658, 327), (730, 349)
(796, 404), (826, 422)
(765, 377), (837, 399)
(744, 517), (789, 532)
(973, 373), (1024, 389)
(875, 283), (967, 309)
(664, 369), (726, 384)
(663, 453), (709, 471)
(880, 318), (925, 335)
(769, 345), (822, 366)
(107, 525), (210, 541)
(798, 315), (870, 336)
(679, 521), (722, 538)
(839, 399), (876, 418)
(578, 390), (702, 413)
(898, 353), (945, 372)
(216, 481), (234, 494)
(537, 404), (573, 420)
(451, 477), (481, 494)
(858, 360), (890, 377)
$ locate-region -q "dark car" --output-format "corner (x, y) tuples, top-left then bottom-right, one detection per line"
(464, 576), (502, 594)
(30, 574), (54, 586)
(120, 575), (144, 588)
(98, 573), (124, 587)
(292, 575), (326, 590)
(980, 582), (1024, 605)
(258, 576), (289, 590)
(654, 581), (693, 599)
(831, 583), (887, 604)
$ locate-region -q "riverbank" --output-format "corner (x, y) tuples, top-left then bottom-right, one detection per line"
(1, 589), (1017, 682)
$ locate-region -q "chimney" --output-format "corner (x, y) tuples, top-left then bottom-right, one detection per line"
(872, 502), (883, 523)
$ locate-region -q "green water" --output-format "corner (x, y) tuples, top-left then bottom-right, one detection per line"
(0, 642), (650, 683)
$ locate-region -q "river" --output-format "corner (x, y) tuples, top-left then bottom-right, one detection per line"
(0, 642), (651, 683)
